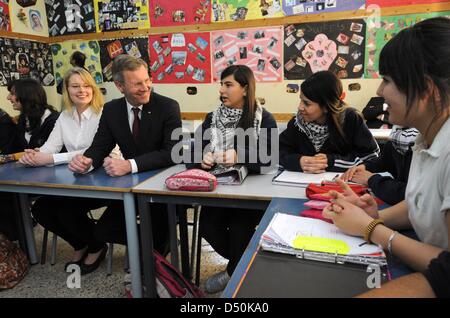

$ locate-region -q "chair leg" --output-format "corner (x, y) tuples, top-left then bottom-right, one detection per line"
(195, 210), (203, 286)
(107, 243), (114, 276)
(40, 229), (48, 265)
(190, 206), (200, 280)
(50, 233), (57, 265)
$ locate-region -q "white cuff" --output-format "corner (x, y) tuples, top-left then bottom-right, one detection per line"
(129, 159), (138, 174)
(52, 153), (69, 165)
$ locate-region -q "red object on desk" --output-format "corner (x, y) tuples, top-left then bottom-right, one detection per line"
(300, 209), (333, 224)
(305, 182), (384, 205)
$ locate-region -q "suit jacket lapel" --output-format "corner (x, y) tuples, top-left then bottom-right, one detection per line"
(138, 98), (154, 145)
(118, 98), (138, 153)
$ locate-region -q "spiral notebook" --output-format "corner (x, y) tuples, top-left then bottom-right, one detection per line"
(261, 212), (386, 266)
(272, 170), (341, 187)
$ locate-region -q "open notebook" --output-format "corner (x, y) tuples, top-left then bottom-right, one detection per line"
(272, 170), (341, 187)
(261, 213), (386, 266)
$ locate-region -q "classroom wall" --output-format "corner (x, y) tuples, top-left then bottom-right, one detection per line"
(0, 78), (381, 119)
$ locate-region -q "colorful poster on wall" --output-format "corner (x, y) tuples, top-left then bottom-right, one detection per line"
(51, 40), (103, 87)
(99, 37), (149, 81)
(150, 0), (211, 27)
(0, 37), (54, 86)
(10, 0), (49, 36)
(284, 19), (366, 80)
(365, 11), (450, 78)
(95, 0), (149, 32)
(149, 32), (211, 83)
(283, 0), (365, 16)
(212, 0), (283, 22)
(45, 0), (96, 36)
(0, 0), (11, 31)
(366, 0), (448, 7)
(211, 26), (283, 82)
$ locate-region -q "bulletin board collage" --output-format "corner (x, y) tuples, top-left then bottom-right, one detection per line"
(0, 0), (449, 87)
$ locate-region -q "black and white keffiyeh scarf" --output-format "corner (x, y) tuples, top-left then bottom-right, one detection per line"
(210, 103), (262, 153)
(294, 112), (329, 152)
(390, 125), (419, 155)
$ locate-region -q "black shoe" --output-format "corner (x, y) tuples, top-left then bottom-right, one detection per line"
(64, 249), (88, 271)
(80, 245), (108, 275)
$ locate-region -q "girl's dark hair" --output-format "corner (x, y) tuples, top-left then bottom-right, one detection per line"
(220, 65), (256, 129)
(301, 70), (348, 146)
(379, 17), (450, 117)
(8, 78), (55, 133)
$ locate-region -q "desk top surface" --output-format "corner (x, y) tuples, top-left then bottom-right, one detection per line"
(0, 162), (161, 192)
(132, 165), (306, 200)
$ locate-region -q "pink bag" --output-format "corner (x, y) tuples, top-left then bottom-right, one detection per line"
(165, 169), (217, 192)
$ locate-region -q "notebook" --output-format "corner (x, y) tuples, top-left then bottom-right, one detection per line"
(208, 164), (249, 185)
(272, 170), (341, 187)
(261, 213), (386, 266)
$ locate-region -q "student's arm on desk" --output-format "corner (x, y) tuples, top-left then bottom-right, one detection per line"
(371, 209), (450, 272)
(378, 201), (411, 230)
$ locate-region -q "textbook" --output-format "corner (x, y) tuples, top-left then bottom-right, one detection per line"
(261, 213), (386, 266)
(208, 164), (249, 185)
(272, 170), (341, 187)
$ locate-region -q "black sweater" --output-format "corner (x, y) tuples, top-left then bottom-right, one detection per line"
(364, 141), (412, 205)
(16, 110), (59, 150)
(279, 108), (379, 172)
(0, 109), (21, 155)
(190, 108), (278, 173)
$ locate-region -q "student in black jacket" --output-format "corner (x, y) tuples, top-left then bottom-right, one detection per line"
(69, 55), (182, 264)
(279, 71), (379, 173)
(191, 65), (277, 294)
(7, 79), (59, 150)
(342, 126), (418, 205)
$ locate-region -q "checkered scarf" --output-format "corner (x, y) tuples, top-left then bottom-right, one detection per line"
(295, 112), (329, 152)
(210, 103), (262, 153)
(390, 125), (419, 155)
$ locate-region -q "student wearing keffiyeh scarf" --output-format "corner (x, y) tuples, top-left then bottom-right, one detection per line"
(191, 65), (277, 294)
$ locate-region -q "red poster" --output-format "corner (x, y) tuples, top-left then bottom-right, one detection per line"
(366, 0), (448, 7)
(149, 32), (211, 83)
(150, 0), (211, 27)
(0, 2), (11, 32)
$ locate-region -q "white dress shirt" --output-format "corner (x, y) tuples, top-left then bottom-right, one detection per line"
(126, 99), (143, 173)
(39, 107), (101, 165)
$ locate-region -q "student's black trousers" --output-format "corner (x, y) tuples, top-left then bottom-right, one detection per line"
(200, 206), (264, 276)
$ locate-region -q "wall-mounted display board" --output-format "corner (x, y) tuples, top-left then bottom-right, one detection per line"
(0, 37), (54, 86)
(149, 32), (211, 83)
(212, 0), (284, 22)
(283, 19), (366, 80)
(365, 10), (450, 78)
(366, 0), (448, 7)
(95, 0), (149, 32)
(10, 0), (49, 36)
(0, 0), (11, 31)
(283, 0), (365, 16)
(211, 26), (283, 82)
(149, 0), (211, 27)
(45, 0), (96, 37)
(99, 37), (149, 81)
(51, 40), (103, 87)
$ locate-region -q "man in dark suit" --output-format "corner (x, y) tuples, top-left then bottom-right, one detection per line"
(69, 55), (181, 264)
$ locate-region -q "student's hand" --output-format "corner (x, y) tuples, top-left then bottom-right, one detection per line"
(69, 154), (93, 173)
(322, 198), (374, 237)
(214, 149), (237, 167)
(300, 155), (328, 174)
(19, 149), (53, 167)
(103, 157), (131, 177)
(201, 152), (215, 170)
(341, 164), (366, 182)
(329, 178), (379, 219)
(351, 169), (374, 186)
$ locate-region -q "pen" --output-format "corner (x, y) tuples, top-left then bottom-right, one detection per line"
(332, 174), (340, 181)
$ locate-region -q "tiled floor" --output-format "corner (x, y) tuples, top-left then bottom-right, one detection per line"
(1, 210), (227, 298)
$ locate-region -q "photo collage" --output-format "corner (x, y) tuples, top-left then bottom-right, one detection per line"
(150, 0), (211, 27)
(97, 0), (149, 32)
(45, 0), (96, 36)
(282, 0), (365, 16)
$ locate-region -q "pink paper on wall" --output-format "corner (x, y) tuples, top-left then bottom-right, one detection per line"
(149, 32), (212, 83)
(366, 0), (448, 7)
(150, 0), (211, 27)
(211, 26), (283, 83)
